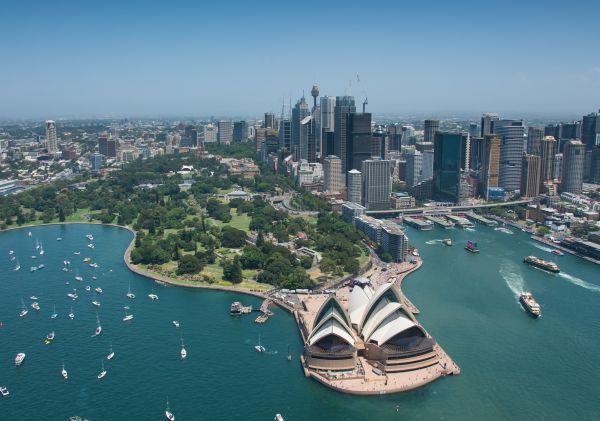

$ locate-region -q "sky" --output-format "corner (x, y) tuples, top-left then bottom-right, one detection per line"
(1, 0), (599, 120)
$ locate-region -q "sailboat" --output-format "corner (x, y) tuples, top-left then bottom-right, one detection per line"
(255, 334), (265, 353)
(39, 241), (44, 256)
(287, 345), (292, 361)
(107, 344), (115, 360)
(165, 399), (175, 421)
(126, 282), (135, 299)
(9, 250), (14, 255)
(19, 299), (28, 318)
(68, 307), (75, 320)
(28, 231), (32, 237)
(180, 338), (187, 359)
(97, 360), (107, 380)
(92, 292), (101, 307)
(14, 258), (20, 271)
(148, 285), (159, 301)
(50, 304), (58, 319)
(35, 239), (40, 251)
(93, 313), (102, 337)
(123, 310), (133, 322)
(74, 269), (83, 282)
(61, 363), (68, 380)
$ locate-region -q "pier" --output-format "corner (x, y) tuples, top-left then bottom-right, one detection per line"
(424, 215), (455, 229)
(466, 212), (497, 226)
(402, 216), (433, 231)
(254, 299), (274, 323)
(446, 214), (474, 228)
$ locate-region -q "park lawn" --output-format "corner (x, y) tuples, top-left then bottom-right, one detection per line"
(208, 211), (251, 231)
(357, 248), (370, 267)
(12, 207), (98, 227)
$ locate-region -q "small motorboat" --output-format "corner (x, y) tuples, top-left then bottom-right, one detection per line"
(97, 361), (107, 380)
(31, 302), (40, 311)
(88, 244), (95, 249)
(50, 305), (58, 319)
(30, 266), (37, 272)
(172, 320), (180, 328)
(85, 286), (91, 292)
(180, 338), (187, 359)
(19, 308), (28, 318)
(551, 249), (564, 256)
(30, 296), (38, 300)
(57, 237), (62, 241)
(95, 287), (103, 294)
(9, 250), (14, 255)
(274, 414), (285, 421)
(37, 264), (45, 269)
(68, 308), (75, 320)
(123, 313), (133, 322)
(92, 300), (101, 307)
(15, 353), (26, 366)
(46, 331), (55, 342)
(148, 293), (159, 300)
(0, 386), (9, 397)
(165, 400), (175, 421)
(73, 251), (80, 255)
(107, 345), (115, 360)
(61, 364), (68, 380)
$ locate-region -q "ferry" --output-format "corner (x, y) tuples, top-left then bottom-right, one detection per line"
(519, 292), (541, 317)
(15, 353), (26, 366)
(523, 256), (560, 273)
(0, 386), (9, 397)
(464, 241), (479, 253)
(551, 249), (564, 256)
(230, 301), (242, 315)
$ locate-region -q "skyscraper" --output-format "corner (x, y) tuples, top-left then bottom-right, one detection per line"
(320, 96), (336, 132)
(346, 112), (372, 173)
(469, 123), (479, 139)
(361, 158), (393, 210)
(423, 119), (440, 143)
(539, 136), (557, 190)
(495, 119), (525, 192)
(371, 126), (387, 159)
(323, 155), (343, 193)
(98, 134), (117, 157)
(582, 111), (599, 150)
(480, 134), (501, 199)
(480, 113), (499, 137)
(278, 118), (292, 152)
(553, 153), (563, 181)
(404, 149), (422, 187)
(347, 169), (362, 204)
(89, 153), (103, 172)
(46, 120), (58, 154)
(422, 149), (434, 181)
(433, 132), (467, 203)
(520, 154), (541, 198)
(233, 121), (248, 142)
(291, 96), (309, 159)
(560, 140), (585, 194)
(527, 127), (544, 156)
(300, 115), (317, 162)
(333, 96), (356, 176)
(217, 121), (233, 144)
(386, 124), (402, 151)
(264, 112), (276, 129)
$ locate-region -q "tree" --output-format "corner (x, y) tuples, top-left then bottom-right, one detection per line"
(536, 226), (551, 236)
(58, 207), (66, 222)
(240, 245), (264, 269)
(176, 254), (204, 275)
(300, 255), (313, 269)
(230, 255), (243, 284)
(220, 226), (247, 248)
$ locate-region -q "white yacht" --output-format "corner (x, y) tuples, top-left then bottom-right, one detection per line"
(9, 250), (13, 255)
(92, 299), (101, 307)
(123, 312), (133, 322)
(255, 334), (266, 353)
(19, 300), (28, 318)
(28, 231), (32, 237)
(95, 287), (103, 294)
(68, 307), (75, 320)
(97, 361), (107, 380)
(50, 305), (58, 319)
(88, 244), (95, 249)
(73, 251), (80, 255)
(165, 400), (175, 421)
(148, 291), (159, 300)
(62, 363), (68, 380)
(86, 234), (94, 241)
(0, 386), (9, 397)
(126, 283), (135, 299)
(107, 345), (115, 360)
(274, 414), (285, 421)
(14, 259), (20, 271)
(30, 295), (38, 300)
(180, 338), (187, 359)
(31, 301), (40, 311)
(15, 353), (26, 366)
(172, 320), (180, 328)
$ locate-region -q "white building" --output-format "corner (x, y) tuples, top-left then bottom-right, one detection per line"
(323, 155), (343, 193)
(46, 120), (58, 154)
(361, 158), (393, 210)
(347, 169), (362, 204)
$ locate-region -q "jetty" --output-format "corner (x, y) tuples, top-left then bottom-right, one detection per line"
(466, 212), (496, 226)
(402, 216), (433, 231)
(446, 214), (474, 228)
(254, 299), (274, 323)
(424, 215), (455, 229)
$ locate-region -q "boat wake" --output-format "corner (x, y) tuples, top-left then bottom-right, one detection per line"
(425, 239), (444, 245)
(558, 273), (600, 294)
(494, 227), (514, 235)
(531, 242), (553, 253)
(465, 227), (476, 232)
(499, 262), (525, 299)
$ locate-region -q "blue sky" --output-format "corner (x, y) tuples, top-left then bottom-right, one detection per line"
(1, 0), (599, 119)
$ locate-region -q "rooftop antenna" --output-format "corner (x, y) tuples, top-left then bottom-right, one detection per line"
(362, 97), (368, 113)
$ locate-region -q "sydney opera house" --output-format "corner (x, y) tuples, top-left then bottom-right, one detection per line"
(302, 282), (440, 379)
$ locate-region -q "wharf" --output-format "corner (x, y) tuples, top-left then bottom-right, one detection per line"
(466, 212), (496, 226)
(446, 214), (474, 228)
(403, 216), (433, 231)
(254, 299), (274, 323)
(424, 215), (455, 229)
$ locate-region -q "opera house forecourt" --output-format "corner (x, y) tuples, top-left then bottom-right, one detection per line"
(296, 261), (459, 395)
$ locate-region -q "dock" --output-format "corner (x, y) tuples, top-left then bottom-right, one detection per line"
(255, 299), (274, 323)
(446, 214), (474, 228)
(402, 216), (433, 231)
(424, 215), (455, 229)
(466, 213), (497, 226)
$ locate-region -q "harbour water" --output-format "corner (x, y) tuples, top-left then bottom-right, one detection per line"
(1, 223), (599, 420)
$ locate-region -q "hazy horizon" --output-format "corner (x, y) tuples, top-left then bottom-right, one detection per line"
(1, 0), (599, 119)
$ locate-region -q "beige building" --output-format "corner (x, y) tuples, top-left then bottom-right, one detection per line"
(323, 155), (343, 193)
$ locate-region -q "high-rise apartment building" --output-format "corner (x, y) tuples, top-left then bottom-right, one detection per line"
(300, 116), (317, 162)
(89, 153), (103, 172)
(553, 153), (563, 181)
(98, 134), (117, 157)
(46, 120), (58, 154)
(264, 112), (276, 129)
(371, 126), (387, 159)
(217, 121), (233, 144)
(527, 127), (544, 156)
(320, 96), (336, 132)
(560, 140), (585, 194)
(333, 96), (356, 176)
(582, 111), (599, 150)
(323, 155), (343, 193)
(361, 158), (393, 210)
(433, 132), (467, 203)
(347, 169), (362, 204)
(480, 134), (501, 199)
(520, 154), (541, 198)
(495, 119), (525, 192)
(422, 149), (434, 181)
(424, 119), (440, 143)
(292, 97), (310, 159)
(233, 121), (248, 142)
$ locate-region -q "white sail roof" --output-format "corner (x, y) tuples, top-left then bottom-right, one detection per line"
(367, 311), (416, 346)
(348, 285), (374, 326)
(308, 316), (355, 347)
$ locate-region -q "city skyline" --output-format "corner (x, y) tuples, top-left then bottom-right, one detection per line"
(1, 0), (600, 119)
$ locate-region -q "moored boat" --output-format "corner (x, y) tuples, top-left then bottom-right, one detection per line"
(464, 240), (479, 253)
(0, 386), (9, 397)
(230, 301), (242, 315)
(15, 353), (26, 366)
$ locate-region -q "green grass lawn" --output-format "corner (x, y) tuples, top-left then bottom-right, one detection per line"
(208, 211), (251, 231)
(9, 207), (99, 228)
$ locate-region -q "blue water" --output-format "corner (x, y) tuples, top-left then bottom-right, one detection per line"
(0, 223), (599, 420)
